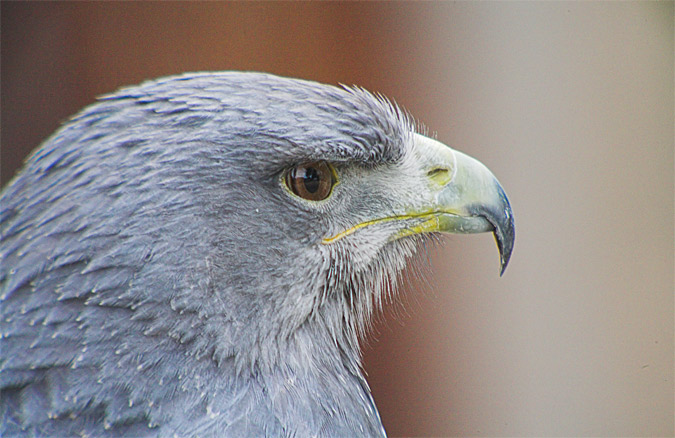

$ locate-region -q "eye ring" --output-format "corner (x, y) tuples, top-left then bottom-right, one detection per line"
(284, 161), (337, 202)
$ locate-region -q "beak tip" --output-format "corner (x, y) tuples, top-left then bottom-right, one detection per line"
(495, 213), (515, 277)
(499, 252), (511, 276)
(495, 183), (515, 276)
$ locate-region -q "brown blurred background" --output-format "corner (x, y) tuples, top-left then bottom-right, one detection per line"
(2, 2), (673, 437)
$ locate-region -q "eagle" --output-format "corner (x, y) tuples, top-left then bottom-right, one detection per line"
(0, 72), (514, 437)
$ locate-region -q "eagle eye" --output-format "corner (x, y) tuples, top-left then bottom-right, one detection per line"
(285, 161), (336, 201)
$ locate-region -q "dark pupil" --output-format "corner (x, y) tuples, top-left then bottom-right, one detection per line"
(303, 167), (320, 193)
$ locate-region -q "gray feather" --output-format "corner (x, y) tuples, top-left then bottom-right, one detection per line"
(1, 72), (418, 437)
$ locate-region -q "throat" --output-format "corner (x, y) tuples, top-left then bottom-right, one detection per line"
(241, 342), (385, 438)
(183, 322), (385, 437)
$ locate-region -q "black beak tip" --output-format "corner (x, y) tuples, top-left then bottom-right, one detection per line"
(463, 181), (515, 276)
(468, 202), (515, 276)
(496, 227), (514, 276)
(495, 201), (515, 276)
(487, 183), (515, 276)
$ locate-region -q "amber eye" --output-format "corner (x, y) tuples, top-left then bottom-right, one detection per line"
(285, 161), (336, 201)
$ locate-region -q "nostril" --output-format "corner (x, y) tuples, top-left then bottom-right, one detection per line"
(427, 167), (452, 186)
(427, 167), (448, 177)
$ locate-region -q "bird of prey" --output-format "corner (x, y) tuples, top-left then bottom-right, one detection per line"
(0, 72), (514, 437)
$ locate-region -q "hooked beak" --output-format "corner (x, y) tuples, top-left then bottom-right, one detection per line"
(321, 133), (515, 275)
(414, 134), (515, 275)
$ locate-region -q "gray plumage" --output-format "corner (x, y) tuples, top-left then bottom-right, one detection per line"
(0, 72), (514, 437)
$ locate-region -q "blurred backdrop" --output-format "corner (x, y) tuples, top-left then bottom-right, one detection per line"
(2, 2), (673, 436)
